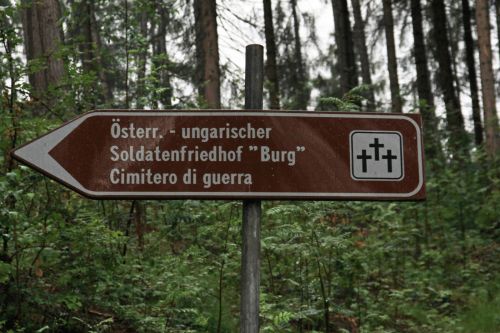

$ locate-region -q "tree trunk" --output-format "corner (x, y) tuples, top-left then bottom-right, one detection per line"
(495, 0), (500, 61)
(70, 0), (114, 102)
(462, 0), (483, 146)
(135, 10), (148, 109)
(476, 0), (499, 156)
(134, 200), (145, 251)
(382, 0), (402, 113)
(430, 0), (468, 155)
(77, 0), (113, 104)
(73, 0), (97, 74)
(263, 0), (280, 109)
(93, 6), (113, 102)
(351, 0), (375, 108)
(21, 0), (64, 100)
(410, 0), (441, 158)
(290, 0), (309, 109)
(447, 9), (462, 106)
(193, 0), (221, 109)
(331, 0), (358, 95)
(125, 0), (133, 108)
(153, 4), (173, 109)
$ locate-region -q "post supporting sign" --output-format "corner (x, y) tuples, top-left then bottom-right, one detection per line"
(241, 44), (263, 333)
(11, 45), (426, 333)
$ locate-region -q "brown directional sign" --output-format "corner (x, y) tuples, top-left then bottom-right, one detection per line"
(11, 110), (425, 200)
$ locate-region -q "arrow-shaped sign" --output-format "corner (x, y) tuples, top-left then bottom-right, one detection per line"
(13, 114), (89, 194)
(12, 110), (425, 200)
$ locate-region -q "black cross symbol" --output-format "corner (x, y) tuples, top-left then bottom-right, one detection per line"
(369, 138), (385, 160)
(382, 149), (398, 172)
(357, 149), (372, 172)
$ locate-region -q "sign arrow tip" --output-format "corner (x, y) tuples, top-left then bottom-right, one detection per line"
(11, 116), (89, 195)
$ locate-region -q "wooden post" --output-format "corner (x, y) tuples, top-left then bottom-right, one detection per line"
(240, 44), (263, 333)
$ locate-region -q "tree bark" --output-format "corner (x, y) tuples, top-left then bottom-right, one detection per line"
(410, 0), (441, 158)
(134, 200), (145, 251)
(462, 0), (483, 146)
(495, 0), (500, 61)
(193, 0), (221, 109)
(72, 0), (97, 74)
(351, 0), (375, 108)
(135, 10), (148, 109)
(153, 4), (173, 109)
(21, 0), (64, 100)
(331, 0), (358, 95)
(476, 0), (499, 156)
(430, 0), (468, 155)
(263, 0), (280, 109)
(447, 10), (462, 106)
(382, 0), (402, 113)
(74, 0), (113, 104)
(290, 0), (309, 109)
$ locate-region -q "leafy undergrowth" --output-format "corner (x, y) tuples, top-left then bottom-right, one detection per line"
(455, 282), (500, 333)
(1, 117), (499, 332)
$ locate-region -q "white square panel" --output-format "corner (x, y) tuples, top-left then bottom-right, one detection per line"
(350, 131), (404, 180)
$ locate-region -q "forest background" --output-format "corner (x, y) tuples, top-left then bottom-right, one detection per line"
(0, 0), (499, 332)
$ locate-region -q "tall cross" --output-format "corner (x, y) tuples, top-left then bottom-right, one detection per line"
(357, 149), (372, 172)
(369, 138), (384, 160)
(382, 149), (398, 172)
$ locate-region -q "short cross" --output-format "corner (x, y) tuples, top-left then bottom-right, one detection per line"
(382, 149), (398, 172)
(357, 149), (372, 172)
(369, 138), (385, 160)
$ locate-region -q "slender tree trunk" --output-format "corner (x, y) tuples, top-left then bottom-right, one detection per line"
(410, 0), (434, 110)
(431, 0), (468, 155)
(462, 0), (483, 146)
(495, 0), (500, 60)
(21, 0), (64, 102)
(70, 0), (113, 102)
(410, 0), (441, 159)
(476, 0), (499, 156)
(124, 0), (130, 108)
(91, 3), (113, 102)
(193, 0), (221, 109)
(331, 0), (358, 95)
(73, 0), (97, 74)
(122, 201), (136, 257)
(150, 13), (159, 110)
(152, 4), (173, 109)
(72, 0), (97, 108)
(263, 0), (280, 109)
(135, 10), (148, 109)
(447, 13), (462, 105)
(351, 0), (375, 108)
(134, 200), (145, 251)
(290, 0), (309, 109)
(382, 0), (402, 113)
(75, 0), (112, 104)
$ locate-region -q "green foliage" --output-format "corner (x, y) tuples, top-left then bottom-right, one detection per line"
(1, 0), (499, 332)
(318, 85), (372, 112)
(1, 117), (498, 331)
